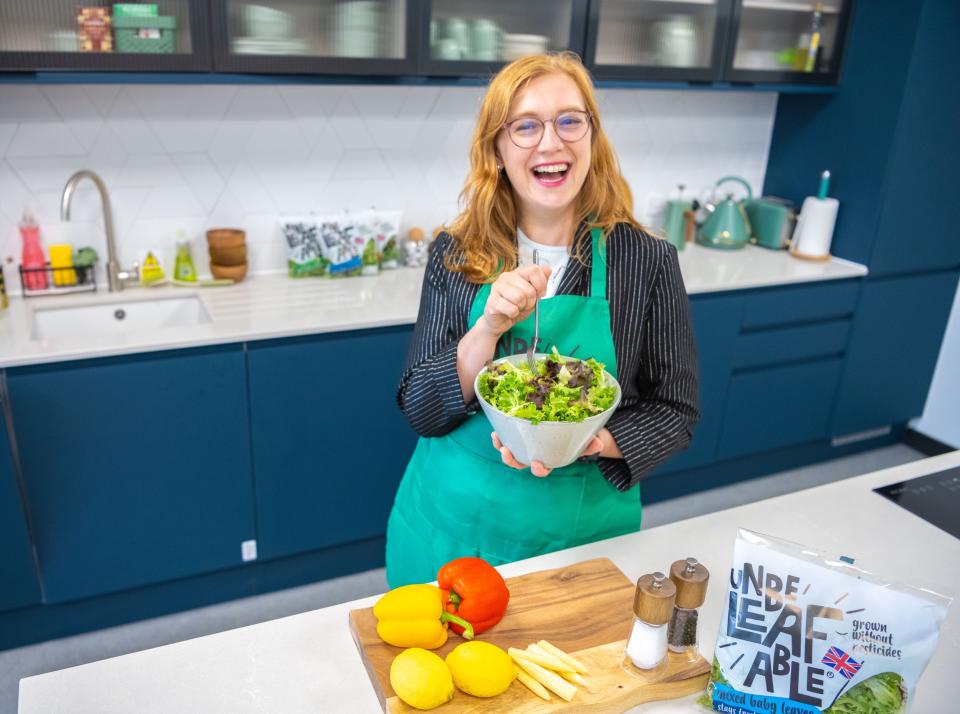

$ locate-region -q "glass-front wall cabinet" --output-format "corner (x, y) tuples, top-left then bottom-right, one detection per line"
(222, 0), (406, 60)
(590, 0), (727, 79)
(728, 0), (848, 80)
(423, 0), (584, 74)
(0, 0), (206, 70)
(211, 0), (414, 73)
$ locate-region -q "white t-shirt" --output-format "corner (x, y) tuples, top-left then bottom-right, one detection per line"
(517, 227), (571, 299)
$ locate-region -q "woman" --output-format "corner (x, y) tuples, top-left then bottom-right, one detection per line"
(387, 52), (698, 587)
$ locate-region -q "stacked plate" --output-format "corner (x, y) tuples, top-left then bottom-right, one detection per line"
(232, 37), (309, 55)
(502, 33), (549, 61)
(332, 0), (382, 58)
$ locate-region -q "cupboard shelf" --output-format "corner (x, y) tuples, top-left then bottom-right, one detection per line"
(0, 1), (854, 88)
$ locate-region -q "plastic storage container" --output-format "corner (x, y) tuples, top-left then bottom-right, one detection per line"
(113, 15), (176, 53)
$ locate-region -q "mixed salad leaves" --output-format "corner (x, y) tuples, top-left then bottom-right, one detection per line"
(477, 348), (617, 424)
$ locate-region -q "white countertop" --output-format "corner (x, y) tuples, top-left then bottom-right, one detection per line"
(0, 244), (866, 369)
(18, 451), (958, 714)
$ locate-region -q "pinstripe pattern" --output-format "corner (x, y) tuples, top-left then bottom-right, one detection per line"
(396, 223), (699, 491)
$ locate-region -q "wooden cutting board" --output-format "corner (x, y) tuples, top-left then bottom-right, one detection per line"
(349, 558), (710, 713)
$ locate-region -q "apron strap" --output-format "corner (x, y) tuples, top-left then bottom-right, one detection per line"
(589, 225), (607, 299)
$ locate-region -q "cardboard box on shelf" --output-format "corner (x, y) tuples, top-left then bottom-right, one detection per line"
(77, 8), (113, 52)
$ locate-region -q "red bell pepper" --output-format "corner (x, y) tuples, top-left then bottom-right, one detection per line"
(437, 557), (510, 637)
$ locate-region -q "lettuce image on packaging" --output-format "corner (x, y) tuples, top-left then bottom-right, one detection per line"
(826, 672), (907, 714)
(477, 349), (617, 424)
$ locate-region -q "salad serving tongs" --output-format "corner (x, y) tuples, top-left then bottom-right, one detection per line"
(526, 249), (540, 370)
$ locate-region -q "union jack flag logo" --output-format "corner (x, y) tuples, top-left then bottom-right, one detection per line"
(821, 646), (863, 680)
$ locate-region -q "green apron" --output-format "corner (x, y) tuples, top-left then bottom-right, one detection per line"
(385, 227), (641, 587)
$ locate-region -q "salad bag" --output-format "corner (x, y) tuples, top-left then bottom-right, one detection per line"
(704, 529), (951, 714)
(281, 209), (403, 278)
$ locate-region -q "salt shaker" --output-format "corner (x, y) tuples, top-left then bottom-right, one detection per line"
(667, 557), (709, 654)
(626, 571), (676, 670)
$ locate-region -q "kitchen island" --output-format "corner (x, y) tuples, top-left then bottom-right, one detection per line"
(19, 451), (958, 714)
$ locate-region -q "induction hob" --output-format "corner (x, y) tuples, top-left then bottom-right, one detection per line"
(873, 465), (960, 540)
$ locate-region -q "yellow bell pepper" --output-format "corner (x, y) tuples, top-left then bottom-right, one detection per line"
(374, 584), (474, 649)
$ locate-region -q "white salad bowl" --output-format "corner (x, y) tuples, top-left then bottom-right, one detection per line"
(474, 353), (622, 470)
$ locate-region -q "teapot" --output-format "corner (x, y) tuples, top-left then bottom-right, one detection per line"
(695, 176), (753, 250)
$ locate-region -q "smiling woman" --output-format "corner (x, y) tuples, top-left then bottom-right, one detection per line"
(386, 52), (699, 588)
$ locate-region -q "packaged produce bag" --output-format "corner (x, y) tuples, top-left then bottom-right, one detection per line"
(281, 217), (326, 277)
(374, 210), (403, 269)
(317, 213), (362, 277)
(703, 529), (951, 714)
(282, 210), (403, 278)
(348, 209), (380, 276)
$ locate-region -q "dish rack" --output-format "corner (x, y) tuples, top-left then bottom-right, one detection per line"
(19, 263), (98, 297)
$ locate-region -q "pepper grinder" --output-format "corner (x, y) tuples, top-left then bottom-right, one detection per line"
(625, 572), (676, 670)
(667, 557), (709, 654)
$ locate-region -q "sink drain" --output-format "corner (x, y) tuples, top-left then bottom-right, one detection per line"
(114, 309), (126, 321)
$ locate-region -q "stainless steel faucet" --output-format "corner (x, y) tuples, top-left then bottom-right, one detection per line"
(60, 169), (139, 292)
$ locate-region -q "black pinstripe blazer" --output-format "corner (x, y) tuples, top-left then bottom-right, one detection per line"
(396, 223), (699, 491)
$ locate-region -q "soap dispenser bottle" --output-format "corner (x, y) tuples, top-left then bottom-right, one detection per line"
(174, 231), (197, 282)
(20, 211), (48, 290)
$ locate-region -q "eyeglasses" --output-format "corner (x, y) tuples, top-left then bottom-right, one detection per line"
(502, 110), (593, 149)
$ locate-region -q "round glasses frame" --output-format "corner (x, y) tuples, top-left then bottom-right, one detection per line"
(502, 110), (593, 149)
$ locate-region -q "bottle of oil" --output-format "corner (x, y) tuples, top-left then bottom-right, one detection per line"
(0, 263), (8, 310)
(804, 3), (825, 73)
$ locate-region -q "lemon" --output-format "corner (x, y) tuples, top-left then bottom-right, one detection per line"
(445, 640), (516, 698)
(390, 648), (455, 710)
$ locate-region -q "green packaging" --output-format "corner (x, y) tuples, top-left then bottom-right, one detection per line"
(112, 4), (159, 18)
(113, 15), (176, 54)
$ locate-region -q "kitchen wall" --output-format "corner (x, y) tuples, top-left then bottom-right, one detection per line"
(0, 84), (776, 283)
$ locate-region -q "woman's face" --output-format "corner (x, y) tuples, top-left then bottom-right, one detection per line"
(495, 72), (592, 220)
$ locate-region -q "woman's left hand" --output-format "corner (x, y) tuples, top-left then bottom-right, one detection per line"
(491, 432), (604, 477)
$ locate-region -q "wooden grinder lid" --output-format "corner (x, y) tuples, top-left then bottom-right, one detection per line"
(633, 572), (676, 625)
(670, 557), (710, 609)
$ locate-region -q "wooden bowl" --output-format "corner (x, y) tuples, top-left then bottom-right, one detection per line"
(206, 229), (246, 249)
(208, 244), (247, 266)
(209, 262), (248, 282)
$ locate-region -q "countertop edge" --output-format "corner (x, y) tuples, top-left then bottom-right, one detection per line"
(0, 250), (869, 369)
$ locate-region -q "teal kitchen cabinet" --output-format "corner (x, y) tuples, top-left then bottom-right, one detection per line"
(765, 0), (960, 275)
(718, 358), (844, 459)
(247, 326), (417, 561)
(832, 271), (960, 437)
(867, 0), (960, 276)
(0, 383), (41, 612)
(652, 293), (743, 475)
(5, 346), (256, 604)
(718, 280), (858, 459)
(657, 280), (860, 471)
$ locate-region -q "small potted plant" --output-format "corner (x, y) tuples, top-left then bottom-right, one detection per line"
(73, 246), (98, 286)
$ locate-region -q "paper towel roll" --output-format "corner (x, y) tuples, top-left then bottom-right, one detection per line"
(790, 196), (838, 260)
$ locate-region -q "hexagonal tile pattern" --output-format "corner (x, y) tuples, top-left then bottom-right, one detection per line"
(0, 83), (775, 278)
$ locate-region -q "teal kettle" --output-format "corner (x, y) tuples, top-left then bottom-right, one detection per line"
(696, 176), (753, 250)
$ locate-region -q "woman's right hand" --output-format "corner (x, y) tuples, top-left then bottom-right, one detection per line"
(480, 264), (552, 336)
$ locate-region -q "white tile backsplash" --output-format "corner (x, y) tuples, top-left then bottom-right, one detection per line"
(149, 119), (222, 154)
(40, 86), (103, 120)
(0, 83), (777, 281)
(7, 123), (87, 158)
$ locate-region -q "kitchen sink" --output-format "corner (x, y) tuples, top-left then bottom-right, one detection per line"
(31, 295), (212, 341)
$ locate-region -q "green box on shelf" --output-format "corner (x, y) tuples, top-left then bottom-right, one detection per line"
(112, 4), (159, 18)
(113, 15), (177, 54)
